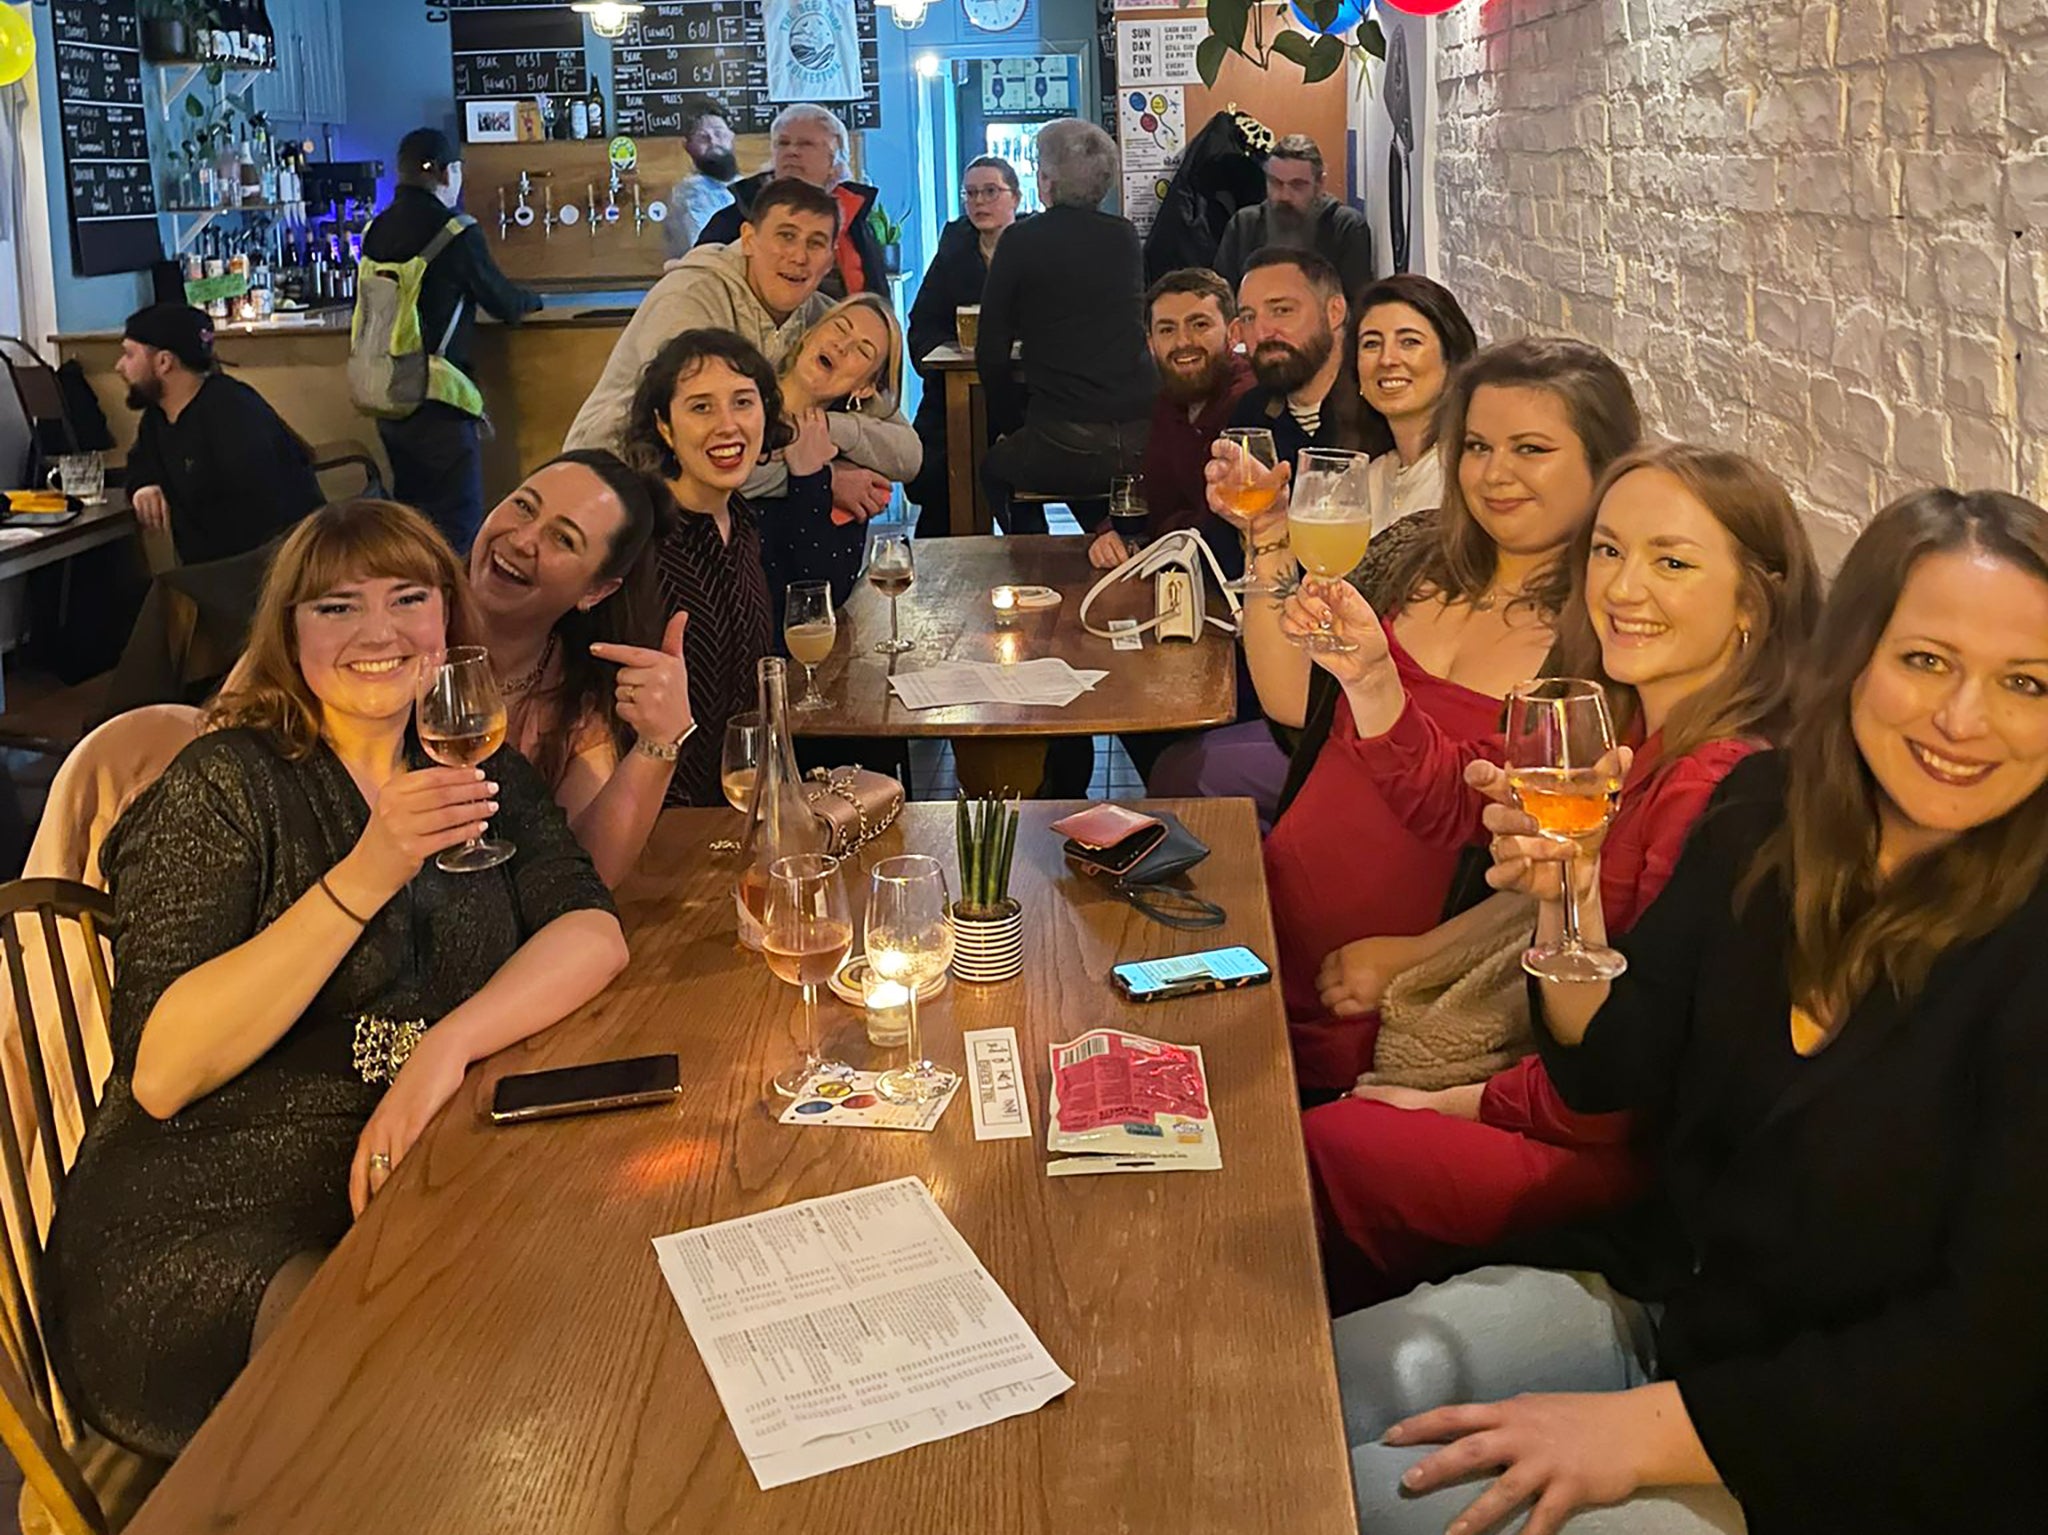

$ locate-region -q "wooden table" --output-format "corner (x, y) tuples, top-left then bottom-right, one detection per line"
(923, 343), (995, 537)
(123, 802), (1355, 1535)
(0, 493), (137, 712)
(791, 535), (1237, 739)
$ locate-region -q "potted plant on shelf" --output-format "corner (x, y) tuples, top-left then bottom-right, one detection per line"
(952, 793), (1023, 984)
(869, 199), (906, 277)
(141, 1), (215, 64)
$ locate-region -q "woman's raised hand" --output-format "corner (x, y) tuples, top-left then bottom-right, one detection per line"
(1204, 440), (1291, 538)
(1279, 579), (1395, 686)
(591, 610), (694, 754)
(347, 768), (500, 899)
(1476, 752), (1628, 903)
(782, 407), (838, 477)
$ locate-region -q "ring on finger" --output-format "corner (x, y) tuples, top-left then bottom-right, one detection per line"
(620, 683), (638, 702)
(368, 1150), (392, 1172)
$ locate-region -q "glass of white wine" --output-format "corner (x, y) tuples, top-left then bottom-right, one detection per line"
(1288, 448), (1374, 653)
(866, 855), (959, 1105)
(764, 853), (857, 1098)
(1504, 678), (1628, 984)
(416, 647), (512, 873)
(784, 581), (836, 712)
(867, 534), (915, 655)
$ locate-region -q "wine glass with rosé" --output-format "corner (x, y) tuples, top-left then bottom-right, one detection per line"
(1503, 678), (1628, 984)
(416, 647), (513, 873)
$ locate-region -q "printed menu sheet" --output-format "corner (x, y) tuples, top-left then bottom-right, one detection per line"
(652, 1177), (1073, 1488)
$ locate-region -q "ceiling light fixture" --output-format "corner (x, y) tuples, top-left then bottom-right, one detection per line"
(883, 0), (934, 29)
(572, 3), (647, 39)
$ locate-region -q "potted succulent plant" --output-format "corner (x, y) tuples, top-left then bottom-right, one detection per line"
(951, 793), (1022, 983)
(869, 199), (906, 276)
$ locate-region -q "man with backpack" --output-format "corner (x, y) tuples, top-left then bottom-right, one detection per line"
(355, 127), (541, 552)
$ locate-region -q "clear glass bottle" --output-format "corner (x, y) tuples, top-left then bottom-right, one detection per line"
(734, 657), (825, 951)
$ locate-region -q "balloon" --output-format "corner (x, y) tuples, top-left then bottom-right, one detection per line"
(0, 8), (34, 91)
(1380, 0), (1469, 14)
(1287, 0), (1370, 33)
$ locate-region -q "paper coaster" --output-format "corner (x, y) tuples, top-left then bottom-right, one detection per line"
(1010, 585), (1061, 609)
(779, 1071), (960, 1132)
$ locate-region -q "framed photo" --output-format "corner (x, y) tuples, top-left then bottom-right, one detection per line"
(464, 100), (520, 145)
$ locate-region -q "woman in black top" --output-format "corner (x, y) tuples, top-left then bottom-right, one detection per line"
(619, 328), (793, 806)
(43, 501), (627, 1458)
(1337, 489), (2048, 1535)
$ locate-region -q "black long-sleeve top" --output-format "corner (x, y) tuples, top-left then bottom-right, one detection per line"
(125, 372), (323, 565)
(907, 217), (995, 439)
(1529, 751), (2048, 1533)
(361, 185), (541, 377)
(975, 203), (1154, 433)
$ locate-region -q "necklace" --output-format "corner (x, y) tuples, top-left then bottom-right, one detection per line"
(502, 632), (557, 699)
(1470, 586), (1526, 613)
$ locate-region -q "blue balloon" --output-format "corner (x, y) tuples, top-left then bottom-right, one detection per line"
(1288, 0), (1370, 34)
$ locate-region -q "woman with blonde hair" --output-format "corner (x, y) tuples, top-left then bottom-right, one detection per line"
(43, 500), (627, 1458)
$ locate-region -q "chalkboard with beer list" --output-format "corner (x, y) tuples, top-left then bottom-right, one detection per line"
(450, 7), (589, 106)
(613, 0), (881, 139)
(52, 0), (161, 277)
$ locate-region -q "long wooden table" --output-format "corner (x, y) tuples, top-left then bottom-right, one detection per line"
(123, 802), (1354, 1535)
(790, 535), (1238, 739)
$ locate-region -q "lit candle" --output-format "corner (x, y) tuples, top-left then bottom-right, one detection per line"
(865, 978), (911, 1047)
(991, 585), (1018, 627)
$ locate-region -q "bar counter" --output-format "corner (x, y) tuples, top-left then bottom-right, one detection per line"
(54, 300), (646, 508)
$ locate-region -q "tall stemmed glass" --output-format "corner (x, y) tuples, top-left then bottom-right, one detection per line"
(784, 581), (836, 711)
(763, 853), (856, 1097)
(1287, 448), (1374, 651)
(1107, 474), (1149, 555)
(867, 855), (959, 1104)
(710, 712), (761, 854)
(1504, 679), (1628, 984)
(416, 646), (513, 873)
(1217, 428), (1282, 594)
(867, 533), (915, 655)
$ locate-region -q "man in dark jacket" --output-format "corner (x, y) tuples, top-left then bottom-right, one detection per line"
(114, 304), (321, 566)
(905, 155), (1023, 537)
(1213, 135), (1375, 300)
(1226, 247), (1352, 474)
(695, 103), (887, 301)
(360, 127), (541, 552)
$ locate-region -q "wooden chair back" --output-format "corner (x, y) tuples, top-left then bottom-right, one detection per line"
(0, 878), (115, 1535)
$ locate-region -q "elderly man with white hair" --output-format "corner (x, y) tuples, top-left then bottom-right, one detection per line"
(975, 118), (1155, 535)
(694, 102), (888, 300)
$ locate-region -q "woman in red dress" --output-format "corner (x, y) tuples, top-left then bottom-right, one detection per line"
(1232, 339), (1644, 1092)
(1292, 443), (1823, 1307)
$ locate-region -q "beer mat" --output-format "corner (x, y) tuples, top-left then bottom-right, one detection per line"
(779, 1071), (960, 1132)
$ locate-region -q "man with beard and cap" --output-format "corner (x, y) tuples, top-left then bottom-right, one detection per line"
(1212, 135), (1375, 298)
(1226, 247), (1355, 474)
(1088, 267), (1253, 572)
(114, 303), (323, 565)
(662, 96), (740, 259)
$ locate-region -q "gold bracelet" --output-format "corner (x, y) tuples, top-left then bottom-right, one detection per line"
(317, 873), (370, 926)
(1251, 535), (1291, 560)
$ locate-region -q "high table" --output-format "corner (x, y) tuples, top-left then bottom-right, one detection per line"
(921, 343), (996, 537)
(122, 801), (1355, 1535)
(791, 535), (1237, 740)
(0, 494), (137, 713)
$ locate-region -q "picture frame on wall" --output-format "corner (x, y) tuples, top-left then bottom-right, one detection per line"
(464, 100), (522, 144)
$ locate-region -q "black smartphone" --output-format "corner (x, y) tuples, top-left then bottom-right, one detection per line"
(488, 1054), (682, 1124)
(1112, 947), (1272, 1002)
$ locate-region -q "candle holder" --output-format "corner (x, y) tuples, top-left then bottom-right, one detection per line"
(991, 585), (1019, 627)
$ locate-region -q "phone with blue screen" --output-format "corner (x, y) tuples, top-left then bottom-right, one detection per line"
(1112, 947), (1272, 1002)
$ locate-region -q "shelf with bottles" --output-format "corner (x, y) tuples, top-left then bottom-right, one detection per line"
(142, 3), (279, 111)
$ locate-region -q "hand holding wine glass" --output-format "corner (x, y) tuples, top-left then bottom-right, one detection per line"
(344, 766), (502, 900)
(1209, 429), (1286, 533)
(763, 853), (856, 1097)
(415, 647), (513, 873)
(1277, 579), (1394, 684)
(1502, 680), (1628, 983)
(867, 533), (915, 656)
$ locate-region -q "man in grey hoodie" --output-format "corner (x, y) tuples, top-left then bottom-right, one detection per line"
(564, 177), (913, 514)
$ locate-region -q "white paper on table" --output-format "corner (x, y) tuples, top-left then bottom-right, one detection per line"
(651, 1177), (1073, 1487)
(888, 658), (1109, 710)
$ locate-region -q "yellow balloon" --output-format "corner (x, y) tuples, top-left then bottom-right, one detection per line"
(0, 8), (35, 91)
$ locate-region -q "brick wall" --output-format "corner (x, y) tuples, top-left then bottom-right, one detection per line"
(1432, 0), (2045, 556)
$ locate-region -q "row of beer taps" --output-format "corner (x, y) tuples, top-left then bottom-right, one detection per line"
(497, 167), (666, 240)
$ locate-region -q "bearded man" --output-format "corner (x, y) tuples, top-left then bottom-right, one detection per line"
(1225, 247), (1350, 481)
(1213, 135), (1375, 298)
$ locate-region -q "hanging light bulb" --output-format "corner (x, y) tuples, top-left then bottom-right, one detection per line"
(884, 0), (934, 28)
(572, 2), (647, 39)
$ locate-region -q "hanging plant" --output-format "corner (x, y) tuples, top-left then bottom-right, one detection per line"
(1196, 0), (1387, 90)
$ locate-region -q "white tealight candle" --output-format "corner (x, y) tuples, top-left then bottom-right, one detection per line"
(991, 585), (1018, 626)
(865, 978), (911, 1047)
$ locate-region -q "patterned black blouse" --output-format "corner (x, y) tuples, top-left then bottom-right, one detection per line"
(654, 491), (774, 806)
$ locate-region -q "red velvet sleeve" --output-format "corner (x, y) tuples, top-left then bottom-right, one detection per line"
(1330, 691), (1503, 850)
(1478, 1053), (1635, 1146)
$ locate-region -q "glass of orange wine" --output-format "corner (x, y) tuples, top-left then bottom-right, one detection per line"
(763, 852), (857, 1097)
(1218, 428), (1283, 594)
(1287, 448), (1373, 651)
(416, 647), (513, 873)
(1504, 678), (1628, 984)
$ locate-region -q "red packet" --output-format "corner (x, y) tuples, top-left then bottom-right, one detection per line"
(1045, 1030), (1220, 1175)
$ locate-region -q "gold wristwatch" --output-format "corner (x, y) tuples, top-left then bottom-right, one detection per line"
(634, 721), (698, 762)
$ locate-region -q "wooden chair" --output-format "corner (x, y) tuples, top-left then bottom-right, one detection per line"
(0, 879), (155, 1534)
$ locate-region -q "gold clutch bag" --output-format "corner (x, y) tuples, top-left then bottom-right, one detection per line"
(803, 767), (904, 856)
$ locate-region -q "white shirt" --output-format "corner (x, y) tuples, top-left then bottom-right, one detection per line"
(1367, 448), (1444, 532)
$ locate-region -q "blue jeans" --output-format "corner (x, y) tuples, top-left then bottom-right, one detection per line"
(1336, 1266), (1748, 1534)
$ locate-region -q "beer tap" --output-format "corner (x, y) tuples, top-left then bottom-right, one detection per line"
(588, 183), (599, 240)
(512, 172), (536, 232)
(604, 164), (622, 226)
(543, 183), (555, 240)
(497, 187), (508, 241)
(632, 179), (644, 238)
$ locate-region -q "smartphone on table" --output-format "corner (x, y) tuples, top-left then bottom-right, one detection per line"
(1112, 947), (1272, 1002)
(488, 1053), (681, 1124)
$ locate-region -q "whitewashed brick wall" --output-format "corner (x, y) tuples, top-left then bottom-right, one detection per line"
(1432, 0), (2045, 557)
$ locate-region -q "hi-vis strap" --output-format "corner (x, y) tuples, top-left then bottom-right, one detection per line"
(421, 216), (471, 358)
(1078, 529), (1242, 641)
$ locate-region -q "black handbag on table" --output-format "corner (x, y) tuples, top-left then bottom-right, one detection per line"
(1052, 804), (1226, 930)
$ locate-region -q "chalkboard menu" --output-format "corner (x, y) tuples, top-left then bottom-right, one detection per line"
(450, 7), (589, 105)
(53, 1), (161, 278)
(615, 0), (881, 138)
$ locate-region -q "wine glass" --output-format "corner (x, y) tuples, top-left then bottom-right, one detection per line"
(866, 855), (959, 1105)
(1216, 428), (1284, 594)
(416, 647), (513, 873)
(1107, 474), (1150, 556)
(867, 533), (915, 655)
(1504, 678), (1628, 985)
(763, 853), (857, 1098)
(1287, 448), (1374, 652)
(783, 581), (836, 712)
(711, 712), (761, 854)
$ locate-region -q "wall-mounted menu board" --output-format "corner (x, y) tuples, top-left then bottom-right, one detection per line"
(53, 0), (161, 277)
(450, 6), (589, 105)
(614, 0), (880, 139)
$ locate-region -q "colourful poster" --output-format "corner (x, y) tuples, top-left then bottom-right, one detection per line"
(1117, 84), (1186, 170)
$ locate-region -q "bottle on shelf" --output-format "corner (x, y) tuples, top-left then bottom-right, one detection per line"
(253, 0), (277, 69)
(570, 94), (590, 140)
(587, 84), (606, 140)
(733, 657), (826, 952)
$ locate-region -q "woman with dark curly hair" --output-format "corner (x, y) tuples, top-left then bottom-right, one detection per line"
(618, 328), (794, 806)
